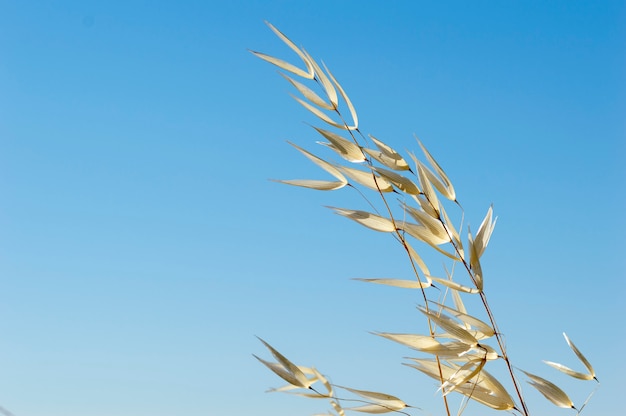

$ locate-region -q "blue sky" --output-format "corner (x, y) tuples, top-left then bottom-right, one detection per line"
(1, 1), (624, 415)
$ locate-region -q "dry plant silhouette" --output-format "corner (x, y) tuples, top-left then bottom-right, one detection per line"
(251, 22), (599, 416)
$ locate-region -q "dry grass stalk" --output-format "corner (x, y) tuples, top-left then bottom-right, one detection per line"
(251, 21), (599, 416)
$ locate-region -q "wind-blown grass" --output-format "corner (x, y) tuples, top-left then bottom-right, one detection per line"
(251, 21), (598, 416)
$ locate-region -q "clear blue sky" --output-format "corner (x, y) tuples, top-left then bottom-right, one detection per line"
(1, 1), (624, 415)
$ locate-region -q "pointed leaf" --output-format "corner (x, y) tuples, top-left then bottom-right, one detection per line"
(263, 21), (314, 79)
(256, 337), (312, 388)
(337, 386), (407, 410)
(250, 51), (313, 79)
(400, 222), (449, 246)
(455, 384), (516, 411)
(440, 202), (464, 258)
(343, 404), (396, 414)
(329, 207), (396, 232)
(368, 136), (410, 170)
(339, 166), (394, 192)
(543, 361), (595, 381)
(324, 63), (358, 130)
(417, 162), (440, 214)
(474, 206), (496, 258)
(313, 126), (365, 162)
(403, 204), (448, 242)
(273, 179), (346, 191)
(404, 242), (431, 276)
(521, 369), (575, 409)
(404, 358), (457, 381)
(371, 167), (420, 194)
(451, 283), (467, 314)
(429, 276), (480, 294)
(429, 301), (495, 339)
(255, 355), (307, 388)
(287, 141), (347, 182)
(417, 139), (456, 201)
(293, 96), (350, 129)
(302, 49), (338, 107)
(375, 332), (440, 350)
(563, 333), (596, 380)
(413, 193), (438, 218)
(280, 73), (334, 110)
(441, 360), (486, 396)
(467, 232), (484, 292)
(354, 278), (431, 289)
(418, 306), (478, 346)
(377, 333), (469, 358)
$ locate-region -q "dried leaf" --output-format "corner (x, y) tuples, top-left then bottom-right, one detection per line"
(368, 136), (410, 170)
(329, 207), (396, 232)
(441, 360), (486, 396)
(417, 162), (440, 214)
(280, 73), (334, 110)
(257, 22), (314, 79)
(353, 278), (431, 289)
(293, 96), (350, 129)
(287, 141), (347, 182)
(451, 282), (467, 314)
(343, 404), (397, 414)
(324, 63), (358, 130)
(404, 358), (457, 381)
(273, 179), (346, 191)
(256, 337), (312, 388)
(337, 386), (407, 411)
(440, 202), (464, 258)
(405, 242), (431, 276)
(311, 367), (333, 396)
(302, 49), (338, 108)
(563, 333), (596, 380)
(405, 359), (515, 410)
(543, 361), (595, 381)
(428, 276), (481, 294)
(474, 206), (496, 258)
(428, 301), (495, 339)
(418, 306), (478, 346)
(375, 332), (440, 350)
(313, 126), (365, 162)
(455, 384), (516, 411)
(413, 193), (438, 218)
(400, 222), (449, 246)
(331, 400), (346, 416)
(371, 167), (420, 194)
(250, 51), (312, 80)
(521, 369), (575, 409)
(377, 333), (469, 358)
(339, 166), (394, 192)
(402, 204), (448, 242)
(467, 232), (484, 292)
(417, 139), (456, 201)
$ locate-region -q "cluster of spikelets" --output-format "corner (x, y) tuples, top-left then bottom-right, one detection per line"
(251, 22), (598, 416)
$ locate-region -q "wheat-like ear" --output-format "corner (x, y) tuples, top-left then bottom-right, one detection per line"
(338, 166), (394, 192)
(521, 369), (576, 409)
(312, 126), (366, 163)
(542, 333), (597, 381)
(336, 386), (408, 413)
(353, 278), (432, 289)
(272, 141), (347, 190)
(280, 72), (334, 110)
(563, 333), (597, 381)
(253, 21), (314, 79)
(253, 21), (598, 416)
(255, 337), (312, 389)
(328, 207), (396, 232)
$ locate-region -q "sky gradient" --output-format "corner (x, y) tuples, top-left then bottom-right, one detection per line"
(1, 1), (625, 415)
